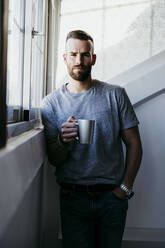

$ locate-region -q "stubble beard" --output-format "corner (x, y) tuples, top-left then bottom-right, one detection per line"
(67, 64), (92, 81)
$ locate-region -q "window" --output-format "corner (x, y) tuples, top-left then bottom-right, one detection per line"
(0, 0), (62, 148)
(7, 0), (48, 123)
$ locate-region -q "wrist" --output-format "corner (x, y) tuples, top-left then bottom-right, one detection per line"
(120, 183), (134, 199)
(122, 179), (133, 189)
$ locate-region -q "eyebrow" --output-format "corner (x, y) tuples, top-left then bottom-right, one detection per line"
(68, 51), (91, 55)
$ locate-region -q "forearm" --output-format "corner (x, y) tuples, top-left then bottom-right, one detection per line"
(45, 116), (78, 166)
(46, 136), (69, 166)
(122, 140), (142, 188)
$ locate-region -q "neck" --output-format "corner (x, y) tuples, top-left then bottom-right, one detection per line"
(66, 76), (93, 94)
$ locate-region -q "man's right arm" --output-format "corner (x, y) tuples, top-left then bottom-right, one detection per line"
(46, 116), (78, 166)
(46, 136), (69, 166)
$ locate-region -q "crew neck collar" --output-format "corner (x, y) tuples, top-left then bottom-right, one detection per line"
(64, 80), (96, 96)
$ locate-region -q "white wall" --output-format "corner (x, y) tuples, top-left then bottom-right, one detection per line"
(56, 0), (165, 88)
(109, 50), (165, 241)
(127, 93), (165, 227)
(40, 161), (62, 248)
(0, 130), (46, 247)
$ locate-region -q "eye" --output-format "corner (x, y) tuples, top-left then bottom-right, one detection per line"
(83, 52), (91, 57)
(70, 53), (77, 56)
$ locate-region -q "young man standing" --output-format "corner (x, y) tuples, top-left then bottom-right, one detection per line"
(41, 30), (142, 248)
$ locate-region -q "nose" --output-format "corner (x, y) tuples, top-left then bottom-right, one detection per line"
(76, 54), (83, 65)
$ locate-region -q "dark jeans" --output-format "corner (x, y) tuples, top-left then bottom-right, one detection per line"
(60, 188), (128, 248)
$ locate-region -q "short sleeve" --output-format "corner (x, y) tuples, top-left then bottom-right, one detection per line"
(118, 88), (139, 130)
(41, 97), (59, 139)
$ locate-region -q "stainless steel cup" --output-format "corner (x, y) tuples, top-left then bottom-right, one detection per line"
(76, 119), (95, 144)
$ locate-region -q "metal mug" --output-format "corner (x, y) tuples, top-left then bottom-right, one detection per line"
(76, 119), (95, 144)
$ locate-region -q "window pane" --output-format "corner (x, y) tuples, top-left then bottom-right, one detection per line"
(7, 0), (25, 122)
(30, 0), (47, 111)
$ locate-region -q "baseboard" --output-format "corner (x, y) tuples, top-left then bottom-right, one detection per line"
(123, 227), (165, 242)
(122, 241), (165, 248)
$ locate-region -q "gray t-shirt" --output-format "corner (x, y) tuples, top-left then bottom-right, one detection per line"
(41, 80), (139, 185)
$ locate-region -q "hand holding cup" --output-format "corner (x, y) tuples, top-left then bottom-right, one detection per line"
(60, 116), (78, 143)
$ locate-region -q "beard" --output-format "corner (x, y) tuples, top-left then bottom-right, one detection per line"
(67, 64), (92, 81)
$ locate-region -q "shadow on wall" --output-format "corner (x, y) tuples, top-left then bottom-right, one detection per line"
(126, 91), (165, 230)
(94, 0), (165, 82)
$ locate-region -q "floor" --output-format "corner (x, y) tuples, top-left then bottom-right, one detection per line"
(122, 241), (165, 248)
(56, 240), (165, 248)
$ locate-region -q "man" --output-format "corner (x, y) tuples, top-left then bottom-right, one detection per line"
(41, 30), (142, 248)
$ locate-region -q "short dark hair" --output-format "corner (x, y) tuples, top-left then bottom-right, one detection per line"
(66, 30), (94, 44)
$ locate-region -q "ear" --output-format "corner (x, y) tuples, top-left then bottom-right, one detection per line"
(63, 53), (67, 64)
(92, 54), (96, 65)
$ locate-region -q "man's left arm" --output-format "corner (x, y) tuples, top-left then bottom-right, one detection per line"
(113, 125), (143, 199)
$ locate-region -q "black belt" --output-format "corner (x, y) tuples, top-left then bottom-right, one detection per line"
(60, 183), (116, 192)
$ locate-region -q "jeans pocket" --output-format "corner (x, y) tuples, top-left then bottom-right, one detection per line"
(111, 191), (128, 202)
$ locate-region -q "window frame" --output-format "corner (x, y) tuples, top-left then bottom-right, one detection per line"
(0, 0), (8, 148)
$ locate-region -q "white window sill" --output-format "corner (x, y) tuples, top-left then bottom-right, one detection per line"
(7, 119), (42, 139)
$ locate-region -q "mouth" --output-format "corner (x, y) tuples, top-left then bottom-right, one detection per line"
(73, 66), (85, 70)
(74, 66), (83, 69)
(73, 67), (84, 72)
